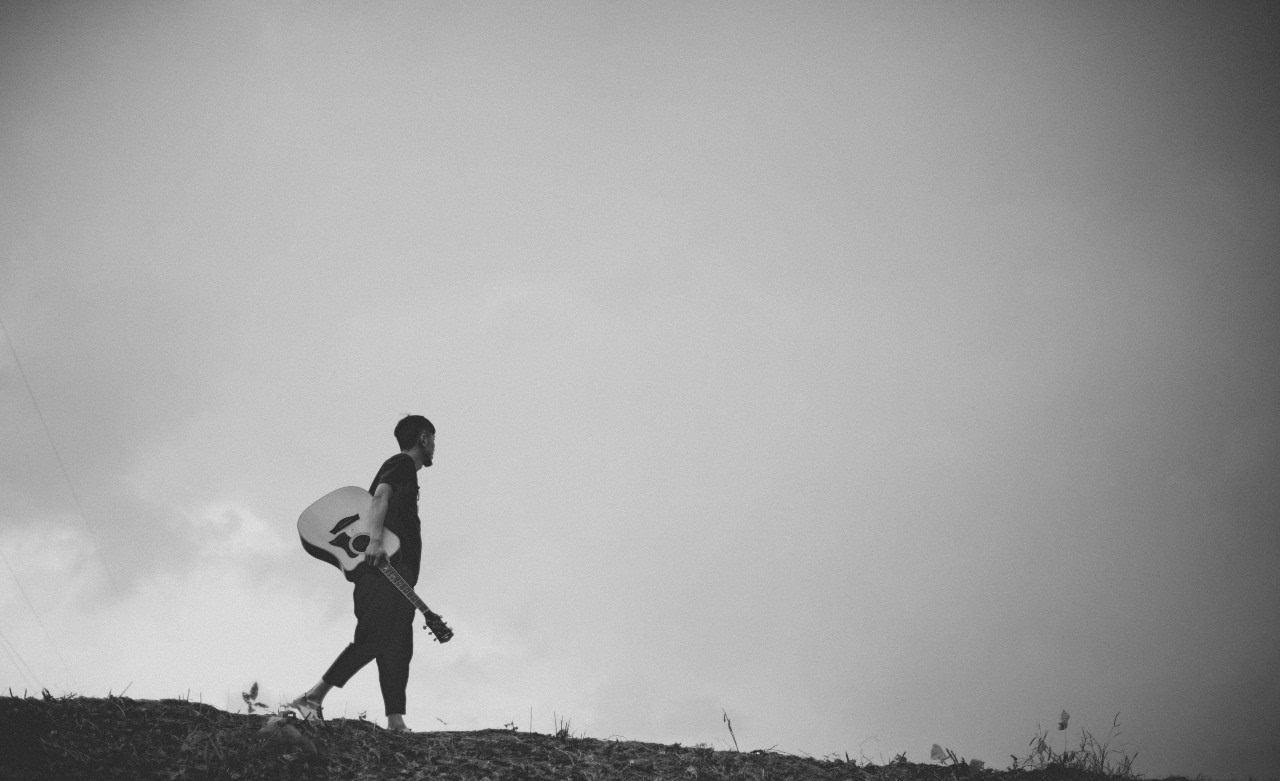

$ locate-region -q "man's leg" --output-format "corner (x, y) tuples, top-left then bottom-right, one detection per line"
(322, 640), (376, 689)
(294, 572), (385, 718)
(304, 681), (333, 703)
(376, 599), (415, 727)
(320, 573), (386, 686)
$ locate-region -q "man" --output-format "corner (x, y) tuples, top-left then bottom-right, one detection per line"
(290, 414), (436, 731)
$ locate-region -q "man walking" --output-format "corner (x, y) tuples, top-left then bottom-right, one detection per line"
(291, 414), (436, 731)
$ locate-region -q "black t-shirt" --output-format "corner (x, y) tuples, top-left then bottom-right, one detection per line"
(366, 452), (422, 585)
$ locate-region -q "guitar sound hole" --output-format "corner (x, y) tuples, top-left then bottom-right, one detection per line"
(351, 534), (370, 553)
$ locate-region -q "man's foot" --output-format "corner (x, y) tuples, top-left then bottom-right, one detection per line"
(287, 696), (325, 722)
(386, 715), (410, 732)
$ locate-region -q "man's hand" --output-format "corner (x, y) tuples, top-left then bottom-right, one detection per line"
(364, 535), (389, 568)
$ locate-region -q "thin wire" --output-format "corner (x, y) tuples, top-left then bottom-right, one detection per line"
(0, 621), (42, 691)
(0, 311), (122, 593)
(0, 545), (77, 688)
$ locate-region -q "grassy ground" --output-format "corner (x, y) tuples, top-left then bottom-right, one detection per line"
(0, 693), (1191, 781)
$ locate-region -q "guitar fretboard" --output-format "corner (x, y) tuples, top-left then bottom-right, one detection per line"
(376, 560), (430, 614)
(376, 560), (453, 643)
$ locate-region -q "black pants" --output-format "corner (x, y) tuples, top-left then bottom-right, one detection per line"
(323, 570), (416, 715)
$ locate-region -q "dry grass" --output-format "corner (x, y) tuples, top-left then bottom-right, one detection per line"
(0, 691), (1200, 781)
(1007, 712), (1138, 779)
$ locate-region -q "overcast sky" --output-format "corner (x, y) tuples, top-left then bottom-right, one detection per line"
(3, 2), (1279, 779)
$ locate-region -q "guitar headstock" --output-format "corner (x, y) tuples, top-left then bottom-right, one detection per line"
(424, 610), (454, 643)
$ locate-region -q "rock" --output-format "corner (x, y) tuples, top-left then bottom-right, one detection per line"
(258, 715), (318, 758)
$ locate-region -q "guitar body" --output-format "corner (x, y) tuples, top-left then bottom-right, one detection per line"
(298, 486), (401, 572)
(298, 486), (453, 643)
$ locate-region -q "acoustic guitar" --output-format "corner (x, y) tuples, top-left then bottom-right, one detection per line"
(298, 486), (453, 643)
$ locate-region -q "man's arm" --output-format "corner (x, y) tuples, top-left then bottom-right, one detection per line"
(364, 482), (393, 566)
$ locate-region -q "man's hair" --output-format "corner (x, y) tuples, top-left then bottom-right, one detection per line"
(394, 414), (436, 450)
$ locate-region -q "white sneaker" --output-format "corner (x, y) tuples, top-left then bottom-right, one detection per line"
(287, 696), (324, 722)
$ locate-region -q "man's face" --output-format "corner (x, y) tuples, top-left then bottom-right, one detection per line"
(421, 432), (435, 466)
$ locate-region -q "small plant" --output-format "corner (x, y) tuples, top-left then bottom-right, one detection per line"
(241, 682), (267, 715)
(554, 712), (574, 741)
(1011, 710), (1138, 779)
(722, 709), (740, 752)
(931, 743), (985, 772)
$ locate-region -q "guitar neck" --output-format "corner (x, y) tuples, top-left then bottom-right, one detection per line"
(375, 560), (432, 615)
(375, 558), (453, 643)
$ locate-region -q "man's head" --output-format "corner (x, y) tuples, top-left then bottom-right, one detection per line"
(394, 415), (436, 462)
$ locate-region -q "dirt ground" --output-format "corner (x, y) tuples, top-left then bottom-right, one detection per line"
(0, 694), (1190, 781)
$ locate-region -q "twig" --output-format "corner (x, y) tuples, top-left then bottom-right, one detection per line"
(40, 738), (89, 763)
(722, 709), (739, 753)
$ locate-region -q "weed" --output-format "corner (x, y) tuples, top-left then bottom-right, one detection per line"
(1011, 711), (1139, 779)
(554, 712), (576, 741)
(930, 742), (986, 773)
(241, 681), (268, 715)
(722, 708), (740, 752)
